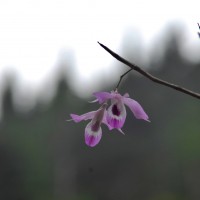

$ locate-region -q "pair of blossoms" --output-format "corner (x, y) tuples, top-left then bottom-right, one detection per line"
(69, 90), (150, 147)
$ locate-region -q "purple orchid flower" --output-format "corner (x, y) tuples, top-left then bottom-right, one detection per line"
(69, 103), (123, 147)
(93, 91), (150, 129)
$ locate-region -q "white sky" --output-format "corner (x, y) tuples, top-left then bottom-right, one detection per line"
(0, 0), (200, 105)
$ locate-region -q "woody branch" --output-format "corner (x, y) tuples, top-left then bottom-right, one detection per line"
(98, 42), (200, 100)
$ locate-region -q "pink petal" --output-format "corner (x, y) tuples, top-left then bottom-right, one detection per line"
(70, 111), (96, 123)
(106, 114), (126, 128)
(93, 92), (113, 104)
(106, 103), (126, 128)
(102, 110), (114, 130)
(85, 122), (102, 147)
(123, 97), (149, 121)
(123, 93), (129, 98)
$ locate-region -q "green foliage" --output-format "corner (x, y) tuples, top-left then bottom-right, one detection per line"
(0, 29), (200, 200)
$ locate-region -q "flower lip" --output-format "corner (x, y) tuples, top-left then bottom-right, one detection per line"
(91, 121), (101, 132)
(107, 101), (126, 129)
(86, 136), (96, 147)
(85, 121), (102, 147)
(112, 104), (120, 116)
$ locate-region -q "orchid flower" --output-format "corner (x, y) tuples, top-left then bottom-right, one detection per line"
(93, 91), (150, 129)
(69, 103), (123, 147)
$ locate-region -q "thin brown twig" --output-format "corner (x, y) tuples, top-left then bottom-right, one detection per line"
(98, 41), (200, 100)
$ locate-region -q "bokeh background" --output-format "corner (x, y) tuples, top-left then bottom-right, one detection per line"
(0, 1), (200, 200)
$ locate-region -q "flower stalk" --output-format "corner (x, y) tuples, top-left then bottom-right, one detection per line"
(115, 68), (132, 90)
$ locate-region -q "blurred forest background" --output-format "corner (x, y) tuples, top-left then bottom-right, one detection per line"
(0, 28), (200, 200)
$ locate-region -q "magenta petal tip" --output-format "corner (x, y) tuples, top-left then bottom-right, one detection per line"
(85, 122), (102, 147)
(70, 114), (81, 122)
